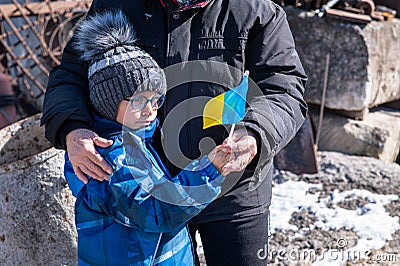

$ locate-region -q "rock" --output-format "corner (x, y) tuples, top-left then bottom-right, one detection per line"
(0, 114), (77, 265)
(285, 7), (400, 117)
(310, 107), (400, 162)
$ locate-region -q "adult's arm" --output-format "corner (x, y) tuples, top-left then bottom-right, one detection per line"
(41, 34), (92, 149)
(41, 1), (105, 149)
(239, 3), (308, 168)
(41, 2), (113, 181)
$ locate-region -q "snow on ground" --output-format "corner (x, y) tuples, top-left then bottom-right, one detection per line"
(270, 180), (322, 233)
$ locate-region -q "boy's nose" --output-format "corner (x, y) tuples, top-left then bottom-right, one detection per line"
(141, 101), (153, 115)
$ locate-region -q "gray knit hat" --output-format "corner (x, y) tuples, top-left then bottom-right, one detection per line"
(74, 11), (166, 120)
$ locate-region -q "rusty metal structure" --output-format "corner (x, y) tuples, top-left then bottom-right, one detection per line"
(273, 0), (397, 22)
(0, 0), (92, 117)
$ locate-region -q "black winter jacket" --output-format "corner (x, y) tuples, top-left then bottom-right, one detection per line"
(41, 0), (307, 222)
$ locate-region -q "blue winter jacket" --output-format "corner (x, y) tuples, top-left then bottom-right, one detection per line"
(64, 115), (225, 265)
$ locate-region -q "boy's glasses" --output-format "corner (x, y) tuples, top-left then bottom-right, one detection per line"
(124, 94), (165, 112)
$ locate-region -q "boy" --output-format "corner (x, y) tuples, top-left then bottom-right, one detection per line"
(64, 11), (232, 265)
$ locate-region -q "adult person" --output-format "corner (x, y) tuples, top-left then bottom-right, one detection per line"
(42, 0), (307, 265)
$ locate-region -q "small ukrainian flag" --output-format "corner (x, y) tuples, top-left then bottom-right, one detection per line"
(203, 71), (249, 129)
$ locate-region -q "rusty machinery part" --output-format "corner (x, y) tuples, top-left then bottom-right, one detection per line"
(271, 0), (396, 17)
(343, 0), (385, 21)
(313, 0), (389, 22)
(0, 0), (91, 112)
(355, 0), (386, 21)
(272, 0), (332, 9)
(356, 0), (375, 14)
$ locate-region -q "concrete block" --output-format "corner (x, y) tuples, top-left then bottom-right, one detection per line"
(310, 107), (400, 162)
(286, 7), (400, 117)
(0, 114), (77, 265)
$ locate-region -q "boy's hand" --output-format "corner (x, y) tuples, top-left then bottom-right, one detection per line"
(66, 129), (113, 184)
(208, 145), (232, 176)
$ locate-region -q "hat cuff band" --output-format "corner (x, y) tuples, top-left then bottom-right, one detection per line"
(88, 50), (150, 78)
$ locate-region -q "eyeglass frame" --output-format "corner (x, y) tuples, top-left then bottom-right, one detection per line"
(124, 94), (166, 112)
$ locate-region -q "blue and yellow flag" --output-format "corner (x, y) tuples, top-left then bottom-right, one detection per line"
(203, 71), (249, 129)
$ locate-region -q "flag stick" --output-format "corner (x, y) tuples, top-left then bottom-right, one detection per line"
(227, 124), (236, 145)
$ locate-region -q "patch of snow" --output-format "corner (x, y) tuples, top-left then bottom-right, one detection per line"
(270, 180), (322, 233)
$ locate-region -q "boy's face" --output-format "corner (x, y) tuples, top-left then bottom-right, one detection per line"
(116, 91), (163, 130)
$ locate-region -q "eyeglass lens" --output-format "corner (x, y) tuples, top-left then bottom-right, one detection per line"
(130, 95), (165, 111)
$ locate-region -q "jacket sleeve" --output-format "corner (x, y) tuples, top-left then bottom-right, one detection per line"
(40, 2), (104, 149)
(243, 3), (308, 167)
(78, 145), (224, 233)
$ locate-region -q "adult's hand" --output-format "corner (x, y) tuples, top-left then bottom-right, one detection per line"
(66, 129), (113, 184)
(220, 127), (258, 174)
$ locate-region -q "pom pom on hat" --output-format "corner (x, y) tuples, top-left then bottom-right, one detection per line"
(74, 11), (166, 120)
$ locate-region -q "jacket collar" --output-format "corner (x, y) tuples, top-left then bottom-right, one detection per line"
(92, 112), (158, 141)
(125, 118), (158, 141)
